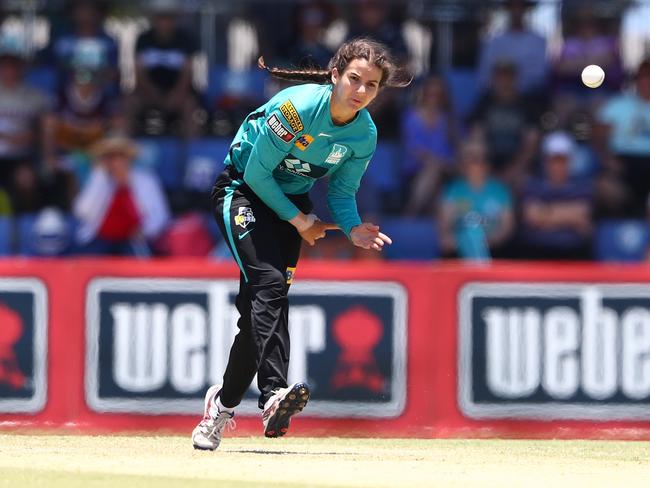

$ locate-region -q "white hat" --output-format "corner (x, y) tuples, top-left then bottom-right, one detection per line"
(543, 131), (575, 158)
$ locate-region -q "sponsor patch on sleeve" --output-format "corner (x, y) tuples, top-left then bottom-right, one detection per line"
(294, 134), (314, 151)
(266, 114), (295, 142)
(280, 100), (304, 133)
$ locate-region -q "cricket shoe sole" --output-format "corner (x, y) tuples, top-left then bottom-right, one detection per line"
(262, 382), (310, 438)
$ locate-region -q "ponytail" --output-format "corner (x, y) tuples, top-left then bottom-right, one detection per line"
(258, 38), (411, 89)
(258, 57), (330, 84)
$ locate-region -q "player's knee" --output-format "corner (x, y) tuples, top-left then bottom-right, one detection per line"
(253, 268), (287, 295)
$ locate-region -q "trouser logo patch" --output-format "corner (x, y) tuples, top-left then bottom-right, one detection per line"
(234, 207), (255, 229)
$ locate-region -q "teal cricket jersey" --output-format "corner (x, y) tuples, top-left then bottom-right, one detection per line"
(224, 83), (377, 237)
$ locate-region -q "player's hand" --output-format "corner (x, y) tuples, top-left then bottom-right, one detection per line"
(350, 222), (392, 251)
(299, 219), (339, 246)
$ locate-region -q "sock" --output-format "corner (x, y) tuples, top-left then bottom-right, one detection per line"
(212, 395), (235, 416)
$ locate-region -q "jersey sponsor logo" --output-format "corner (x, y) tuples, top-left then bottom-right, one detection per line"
(234, 207), (255, 229)
(324, 144), (348, 164)
(294, 134), (314, 151)
(278, 158), (329, 179)
(280, 100), (304, 133)
(266, 114), (294, 142)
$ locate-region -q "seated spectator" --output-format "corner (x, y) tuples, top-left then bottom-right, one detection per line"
(43, 56), (124, 186)
(347, 0), (408, 62)
(520, 131), (593, 260)
(477, 0), (548, 96)
(73, 136), (171, 256)
(0, 36), (70, 213)
(345, 0), (408, 140)
(291, 1), (335, 69)
(126, 0), (200, 138)
(400, 75), (457, 216)
(439, 140), (515, 260)
(553, 6), (623, 95)
(41, 0), (119, 91)
(468, 60), (540, 188)
(594, 59), (650, 217)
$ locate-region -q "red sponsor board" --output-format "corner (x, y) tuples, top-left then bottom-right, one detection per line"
(0, 259), (650, 439)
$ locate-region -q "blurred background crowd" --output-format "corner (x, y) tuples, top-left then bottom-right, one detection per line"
(0, 0), (649, 262)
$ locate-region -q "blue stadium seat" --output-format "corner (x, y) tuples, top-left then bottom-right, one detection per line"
(443, 68), (479, 119)
(366, 142), (399, 193)
(25, 66), (59, 95)
(595, 220), (649, 262)
(0, 217), (11, 255)
(206, 65), (268, 106)
(185, 138), (231, 193)
(135, 138), (185, 190)
(380, 218), (439, 260)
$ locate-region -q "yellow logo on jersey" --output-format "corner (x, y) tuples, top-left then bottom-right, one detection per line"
(285, 266), (296, 284)
(294, 134), (314, 151)
(280, 100), (304, 133)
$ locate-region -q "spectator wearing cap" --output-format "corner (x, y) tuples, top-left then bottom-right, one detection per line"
(594, 59), (650, 217)
(126, 0), (200, 138)
(477, 0), (548, 96)
(439, 139), (515, 260)
(468, 60), (540, 188)
(73, 136), (170, 256)
(519, 131), (593, 260)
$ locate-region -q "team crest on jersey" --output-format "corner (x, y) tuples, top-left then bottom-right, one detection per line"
(294, 134), (314, 151)
(234, 207), (256, 229)
(324, 144), (348, 164)
(267, 114), (294, 142)
(280, 100), (304, 133)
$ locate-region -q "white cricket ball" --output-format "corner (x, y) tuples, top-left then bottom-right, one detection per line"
(581, 64), (605, 88)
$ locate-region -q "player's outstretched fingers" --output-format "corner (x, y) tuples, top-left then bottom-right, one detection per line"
(378, 232), (392, 245)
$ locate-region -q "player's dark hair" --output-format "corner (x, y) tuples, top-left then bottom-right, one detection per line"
(258, 38), (411, 88)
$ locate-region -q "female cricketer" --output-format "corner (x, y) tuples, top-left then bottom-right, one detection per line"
(192, 38), (409, 450)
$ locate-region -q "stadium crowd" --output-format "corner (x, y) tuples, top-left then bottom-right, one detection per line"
(0, 0), (649, 261)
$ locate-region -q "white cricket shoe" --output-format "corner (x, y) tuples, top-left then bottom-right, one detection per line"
(191, 385), (236, 451)
(262, 382), (310, 438)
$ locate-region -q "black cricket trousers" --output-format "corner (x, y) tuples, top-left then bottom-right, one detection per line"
(211, 165), (312, 409)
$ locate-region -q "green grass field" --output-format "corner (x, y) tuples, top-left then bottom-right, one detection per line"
(1, 434), (649, 487)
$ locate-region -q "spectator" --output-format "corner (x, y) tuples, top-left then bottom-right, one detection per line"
(594, 59), (650, 217)
(73, 136), (171, 256)
(553, 6), (623, 93)
(439, 140), (515, 260)
(42, 0), (119, 90)
(291, 1), (335, 68)
(42, 59), (125, 186)
(347, 0), (408, 62)
(400, 75), (458, 216)
(477, 0), (548, 96)
(0, 36), (69, 214)
(468, 60), (540, 188)
(520, 131), (593, 260)
(345, 0), (408, 140)
(126, 0), (200, 138)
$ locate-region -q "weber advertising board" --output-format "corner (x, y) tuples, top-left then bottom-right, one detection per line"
(459, 283), (650, 420)
(0, 278), (47, 414)
(85, 278), (407, 417)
